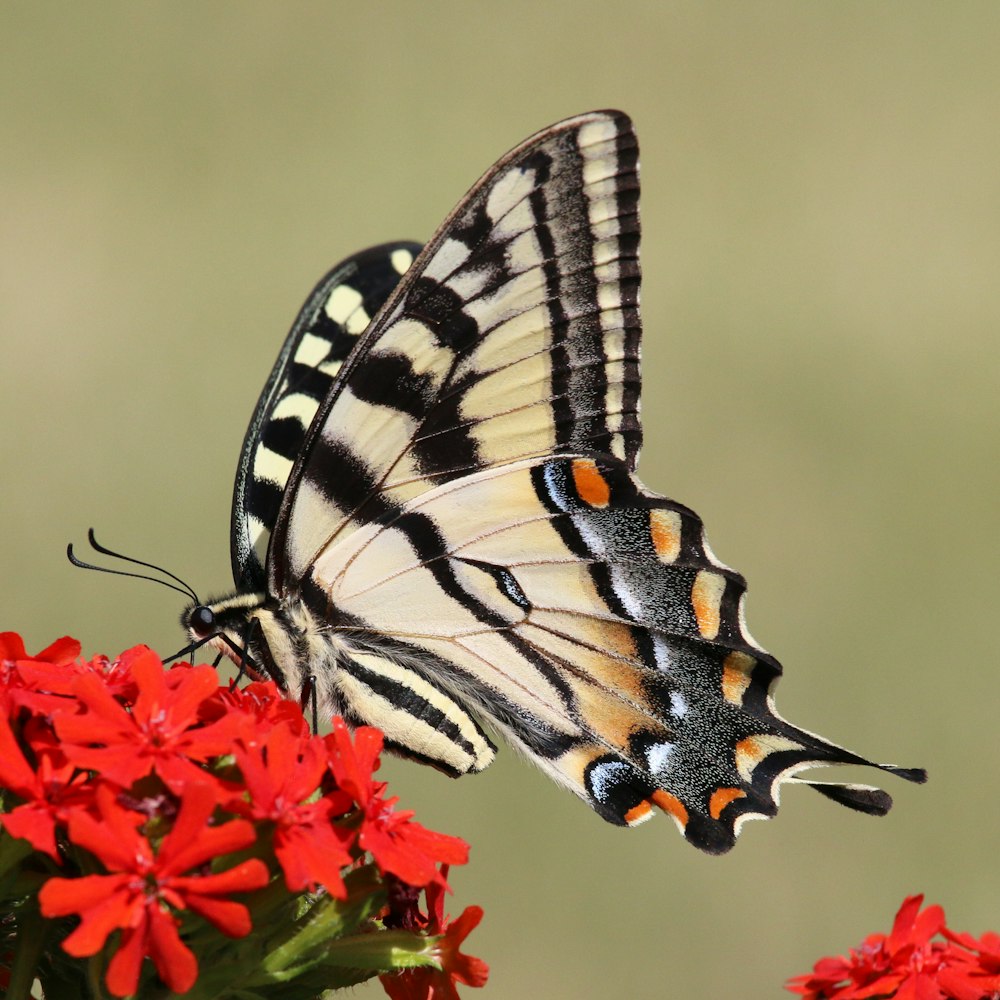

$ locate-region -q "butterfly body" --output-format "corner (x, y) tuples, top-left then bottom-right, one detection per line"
(187, 111), (923, 854)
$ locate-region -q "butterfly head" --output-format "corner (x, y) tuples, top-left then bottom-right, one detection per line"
(182, 591), (291, 692)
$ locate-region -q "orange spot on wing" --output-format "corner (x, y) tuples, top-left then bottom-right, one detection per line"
(734, 736), (768, 780)
(691, 570), (724, 640)
(721, 651), (755, 705)
(651, 789), (689, 828)
(625, 800), (653, 825)
(572, 458), (611, 508)
(649, 508), (681, 562)
(709, 787), (747, 819)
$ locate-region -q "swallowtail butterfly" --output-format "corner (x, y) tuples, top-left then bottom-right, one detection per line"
(186, 111), (923, 853)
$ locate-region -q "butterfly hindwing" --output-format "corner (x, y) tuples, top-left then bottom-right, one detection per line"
(307, 452), (910, 852)
(231, 241), (421, 590)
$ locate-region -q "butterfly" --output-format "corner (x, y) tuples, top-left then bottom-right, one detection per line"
(185, 110), (924, 854)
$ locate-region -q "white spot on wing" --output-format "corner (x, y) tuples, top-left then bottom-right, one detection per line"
(447, 265), (492, 301)
(578, 118), (618, 152)
(589, 759), (630, 802)
(645, 742), (675, 776)
(670, 691), (688, 718)
(325, 284), (363, 324)
(486, 165), (539, 227)
(295, 332), (331, 368)
(345, 305), (371, 335)
(247, 514), (268, 567)
(391, 248), (414, 274)
(652, 636), (673, 673)
(423, 237), (472, 283)
(272, 392), (321, 430)
(542, 463), (572, 512)
(253, 445), (293, 486)
(737, 594), (765, 651)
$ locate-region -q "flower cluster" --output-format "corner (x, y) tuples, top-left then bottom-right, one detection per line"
(0, 632), (488, 999)
(787, 895), (1000, 1000)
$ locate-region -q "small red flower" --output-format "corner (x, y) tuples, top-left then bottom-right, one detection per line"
(379, 868), (488, 1000)
(359, 796), (469, 888)
(325, 716), (383, 806)
(233, 719), (353, 897)
(0, 712), (90, 859)
(326, 719), (468, 887)
(212, 679), (308, 739)
(0, 631), (82, 715)
(39, 782), (268, 997)
(0, 632), (80, 669)
(787, 895), (1000, 1000)
(938, 929), (1000, 1000)
(52, 647), (237, 793)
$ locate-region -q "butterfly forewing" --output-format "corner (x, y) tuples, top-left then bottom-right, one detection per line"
(232, 241), (421, 590)
(270, 111), (642, 595)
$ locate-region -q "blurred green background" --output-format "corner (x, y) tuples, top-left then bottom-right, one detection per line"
(2, 4), (997, 998)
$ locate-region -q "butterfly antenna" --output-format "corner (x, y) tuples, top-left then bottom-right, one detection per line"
(67, 528), (200, 603)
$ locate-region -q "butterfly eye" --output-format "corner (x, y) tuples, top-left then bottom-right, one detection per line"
(189, 605), (216, 636)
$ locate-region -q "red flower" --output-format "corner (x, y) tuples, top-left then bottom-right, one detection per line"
(359, 796), (469, 888)
(938, 929), (1000, 1000)
(0, 631), (82, 715)
(787, 896), (1000, 1000)
(326, 719), (468, 887)
(379, 868), (488, 1000)
(0, 712), (90, 859)
(0, 632), (80, 669)
(52, 647), (237, 793)
(4, 633), (485, 997)
(38, 782), (268, 997)
(233, 719), (353, 897)
(325, 716), (383, 805)
(212, 679), (308, 738)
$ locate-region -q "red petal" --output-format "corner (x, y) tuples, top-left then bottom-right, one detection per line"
(275, 825), (350, 897)
(439, 906), (488, 987)
(44, 877), (137, 956)
(0, 712), (40, 793)
(170, 858), (270, 902)
(145, 904), (199, 994)
(0, 632), (28, 662)
(105, 921), (148, 998)
(34, 636), (81, 665)
(67, 789), (150, 871)
(159, 665), (220, 728)
(39, 872), (129, 917)
(888, 895), (924, 952)
(326, 718), (382, 805)
(911, 904), (945, 947)
(182, 894), (254, 938)
(159, 814), (257, 876)
(1, 803), (60, 859)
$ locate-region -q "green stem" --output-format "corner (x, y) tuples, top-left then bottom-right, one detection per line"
(7, 906), (46, 1000)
